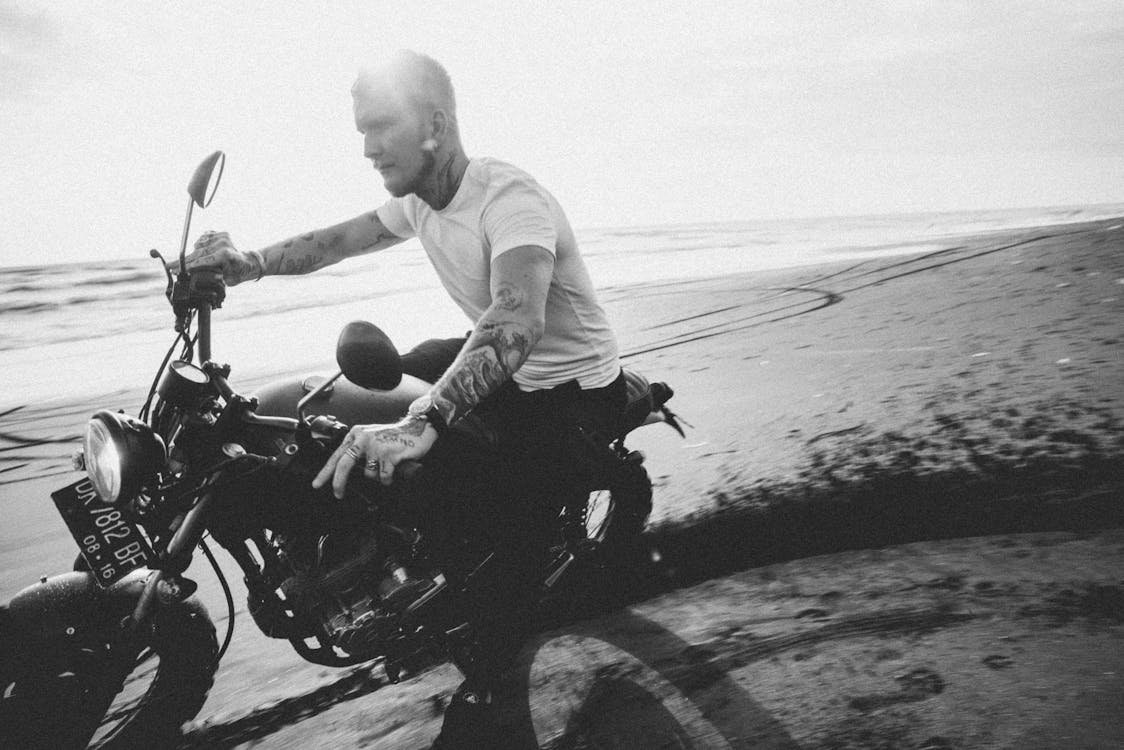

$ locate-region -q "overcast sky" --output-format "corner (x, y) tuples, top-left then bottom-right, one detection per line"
(1, 1), (1122, 267)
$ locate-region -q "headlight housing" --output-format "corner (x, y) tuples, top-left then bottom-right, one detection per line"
(83, 410), (166, 505)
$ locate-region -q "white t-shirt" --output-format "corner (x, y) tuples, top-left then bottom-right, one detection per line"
(376, 157), (620, 391)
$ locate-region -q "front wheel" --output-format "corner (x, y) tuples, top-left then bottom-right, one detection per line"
(0, 597), (218, 750)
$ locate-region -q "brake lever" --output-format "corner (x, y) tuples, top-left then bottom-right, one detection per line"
(150, 249), (175, 303)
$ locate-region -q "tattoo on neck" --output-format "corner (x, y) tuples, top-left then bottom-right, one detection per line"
(420, 153), (463, 210)
(436, 155), (457, 206)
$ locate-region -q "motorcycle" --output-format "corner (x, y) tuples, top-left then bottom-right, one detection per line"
(0, 152), (682, 749)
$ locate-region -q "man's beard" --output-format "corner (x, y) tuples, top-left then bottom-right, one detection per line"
(398, 150), (438, 197)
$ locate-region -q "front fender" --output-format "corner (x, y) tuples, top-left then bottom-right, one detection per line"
(2, 568), (151, 644)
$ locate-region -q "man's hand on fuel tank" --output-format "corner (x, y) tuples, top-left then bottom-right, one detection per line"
(312, 416), (438, 498)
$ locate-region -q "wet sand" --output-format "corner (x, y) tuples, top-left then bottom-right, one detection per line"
(2, 218), (1123, 747)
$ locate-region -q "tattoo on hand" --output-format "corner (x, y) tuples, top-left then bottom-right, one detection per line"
(377, 434), (415, 449)
(398, 417), (428, 437)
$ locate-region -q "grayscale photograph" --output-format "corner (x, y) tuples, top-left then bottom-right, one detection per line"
(1, 2), (1122, 748)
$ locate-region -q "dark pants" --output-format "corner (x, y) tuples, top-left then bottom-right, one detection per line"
(400, 338), (627, 687)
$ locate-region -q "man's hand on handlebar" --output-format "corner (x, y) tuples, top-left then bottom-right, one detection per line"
(173, 231), (264, 286)
(312, 416), (438, 497)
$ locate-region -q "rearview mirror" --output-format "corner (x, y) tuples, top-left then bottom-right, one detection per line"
(336, 321), (402, 390)
(187, 150), (225, 208)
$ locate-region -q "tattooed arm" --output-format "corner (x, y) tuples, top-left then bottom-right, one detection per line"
(312, 245), (554, 495)
(257, 209), (405, 277)
(426, 245), (553, 424)
(182, 210), (404, 284)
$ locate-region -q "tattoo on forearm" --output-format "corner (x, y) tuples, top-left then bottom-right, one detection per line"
(275, 231), (347, 275)
(280, 253), (322, 275)
(493, 283), (525, 312)
(432, 319), (535, 424)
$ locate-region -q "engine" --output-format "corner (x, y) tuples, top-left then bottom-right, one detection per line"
(274, 527), (399, 653)
(238, 518), (414, 658)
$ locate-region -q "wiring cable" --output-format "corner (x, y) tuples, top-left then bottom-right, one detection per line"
(199, 536), (236, 662)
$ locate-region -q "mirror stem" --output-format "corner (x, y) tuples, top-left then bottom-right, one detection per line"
(178, 195), (195, 277)
(297, 371), (343, 425)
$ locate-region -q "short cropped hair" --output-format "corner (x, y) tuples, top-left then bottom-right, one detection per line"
(354, 49), (457, 125)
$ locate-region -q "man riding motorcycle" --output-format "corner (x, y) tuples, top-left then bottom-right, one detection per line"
(180, 49), (625, 748)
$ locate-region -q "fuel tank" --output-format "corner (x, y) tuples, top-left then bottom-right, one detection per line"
(252, 372), (431, 426)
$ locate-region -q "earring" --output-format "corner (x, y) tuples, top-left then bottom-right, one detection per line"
(422, 139), (437, 151)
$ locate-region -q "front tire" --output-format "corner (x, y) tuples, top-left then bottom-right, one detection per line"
(0, 597), (218, 750)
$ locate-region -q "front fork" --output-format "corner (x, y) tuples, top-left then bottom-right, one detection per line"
(127, 488), (214, 630)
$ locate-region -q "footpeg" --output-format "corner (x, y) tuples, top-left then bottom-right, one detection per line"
(542, 551), (575, 589)
(403, 573), (447, 615)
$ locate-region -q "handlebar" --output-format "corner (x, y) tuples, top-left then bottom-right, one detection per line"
(157, 267), (424, 484)
(162, 265), (225, 341)
(197, 304), (212, 363)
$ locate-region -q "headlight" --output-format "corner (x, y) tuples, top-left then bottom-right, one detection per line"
(83, 410), (166, 505)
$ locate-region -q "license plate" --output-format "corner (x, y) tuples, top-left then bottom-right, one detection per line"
(51, 478), (154, 588)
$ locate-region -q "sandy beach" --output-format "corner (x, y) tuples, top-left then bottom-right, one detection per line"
(2, 217), (1123, 748)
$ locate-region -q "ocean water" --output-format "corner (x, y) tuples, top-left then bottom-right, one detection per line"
(2, 204), (1121, 411)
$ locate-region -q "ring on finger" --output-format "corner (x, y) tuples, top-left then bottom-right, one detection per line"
(345, 445), (362, 460)
(365, 459), (380, 471)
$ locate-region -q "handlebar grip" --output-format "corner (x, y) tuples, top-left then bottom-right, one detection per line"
(309, 415), (350, 441)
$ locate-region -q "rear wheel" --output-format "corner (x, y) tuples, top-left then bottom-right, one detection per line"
(549, 458), (653, 616)
(0, 597), (218, 750)
(584, 457), (653, 560)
